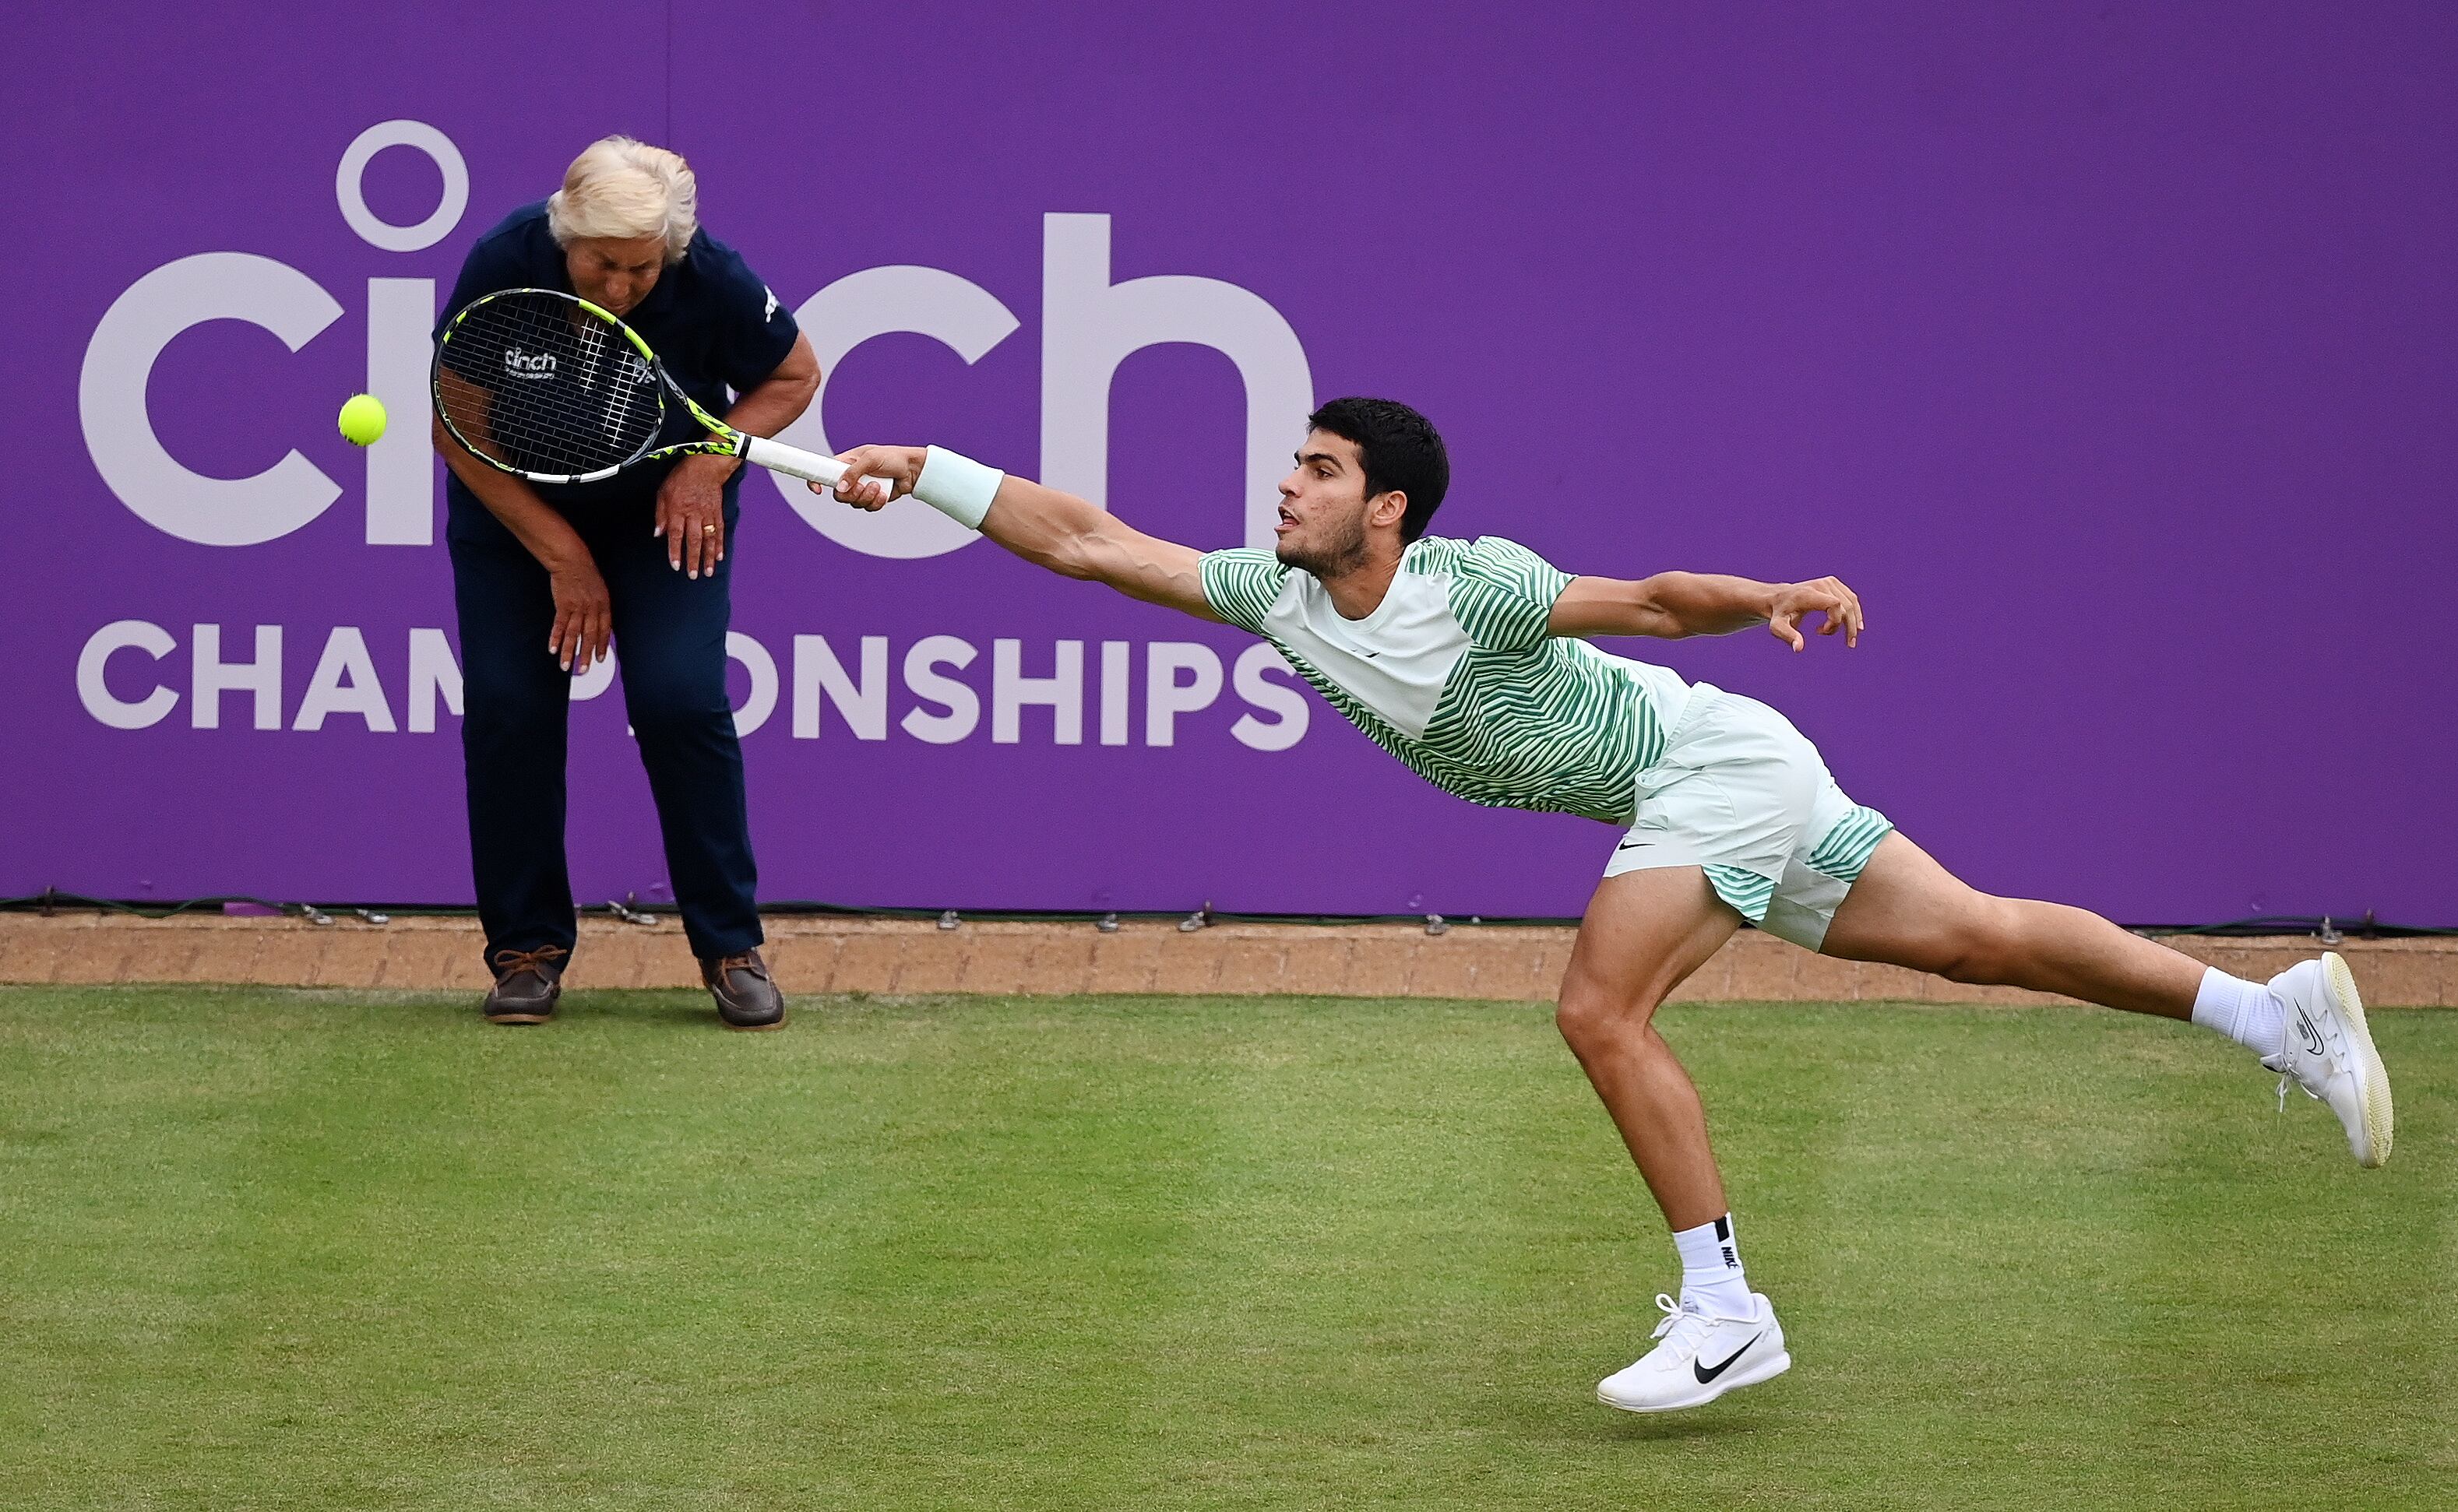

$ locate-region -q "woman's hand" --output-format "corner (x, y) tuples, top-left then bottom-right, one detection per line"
(548, 550), (614, 673)
(656, 455), (735, 578)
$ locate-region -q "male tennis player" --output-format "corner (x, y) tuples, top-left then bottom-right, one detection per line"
(433, 136), (805, 1029)
(817, 398), (2392, 1412)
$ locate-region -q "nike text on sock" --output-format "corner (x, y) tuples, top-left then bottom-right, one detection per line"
(1671, 1213), (1753, 1317)
(2191, 967), (2287, 1061)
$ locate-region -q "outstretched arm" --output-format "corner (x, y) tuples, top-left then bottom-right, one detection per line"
(819, 445), (1218, 621)
(1548, 572), (1864, 651)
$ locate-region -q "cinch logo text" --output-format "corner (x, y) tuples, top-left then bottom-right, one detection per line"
(77, 120), (1314, 559)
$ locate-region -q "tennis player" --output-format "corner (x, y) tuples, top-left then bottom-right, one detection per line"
(432, 136), (803, 1030)
(818, 398), (2393, 1412)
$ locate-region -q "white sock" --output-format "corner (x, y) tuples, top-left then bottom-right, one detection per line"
(2191, 967), (2287, 1062)
(1671, 1214), (1753, 1318)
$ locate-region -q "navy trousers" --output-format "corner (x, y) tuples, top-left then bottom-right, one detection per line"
(445, 482), (762, 968)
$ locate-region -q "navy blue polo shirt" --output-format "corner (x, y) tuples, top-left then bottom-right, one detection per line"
(436, 202), (801, 513)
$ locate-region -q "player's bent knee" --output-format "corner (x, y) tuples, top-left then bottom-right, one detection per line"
(1555, 979), (1662, 1053)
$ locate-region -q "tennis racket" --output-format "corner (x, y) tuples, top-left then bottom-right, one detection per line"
(431, 287), (873, 493)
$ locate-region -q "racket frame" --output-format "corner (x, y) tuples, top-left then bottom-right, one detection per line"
(432, 287), (861, 491)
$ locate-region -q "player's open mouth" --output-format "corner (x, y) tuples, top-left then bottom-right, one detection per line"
(1275, 508), (1297, 533)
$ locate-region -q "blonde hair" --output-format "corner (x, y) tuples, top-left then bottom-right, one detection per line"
(546, 136), (698, 262)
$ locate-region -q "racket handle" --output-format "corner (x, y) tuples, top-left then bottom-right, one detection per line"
(740, 434), (870, 491)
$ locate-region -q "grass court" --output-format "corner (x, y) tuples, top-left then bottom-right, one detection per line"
(2, 986), (2450, 1509)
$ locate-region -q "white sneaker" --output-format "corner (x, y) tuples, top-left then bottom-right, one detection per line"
(2265, 953), (2393, 1169)
(1596, 1292), (1790, 1413)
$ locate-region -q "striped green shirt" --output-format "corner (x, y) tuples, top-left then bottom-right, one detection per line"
(1200, 536), (1690, 823)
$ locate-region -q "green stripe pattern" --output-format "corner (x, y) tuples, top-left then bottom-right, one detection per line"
(1202, 552), (1288, 631)
(1705, 865), (1779, 920)
(1808, 805), (1894, 882)
(1202, 536), (1671, 824)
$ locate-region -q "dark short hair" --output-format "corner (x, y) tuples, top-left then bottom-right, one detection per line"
(1307, 396), (1449, 543)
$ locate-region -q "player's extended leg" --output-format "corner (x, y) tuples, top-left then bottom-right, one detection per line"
(1821, 832), (2391, 1166)
(1559, 866), (1795, 1412)
(1818, 832), (2200, 1017)
(1555, 866), (1742, 1230)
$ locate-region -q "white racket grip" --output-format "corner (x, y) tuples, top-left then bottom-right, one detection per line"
(738, 434), (863, 487)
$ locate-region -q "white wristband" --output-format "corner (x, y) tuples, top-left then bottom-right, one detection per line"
(911, 446), (1002, 531)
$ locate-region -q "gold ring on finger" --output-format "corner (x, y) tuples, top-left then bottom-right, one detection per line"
(701, 523), (717, 535)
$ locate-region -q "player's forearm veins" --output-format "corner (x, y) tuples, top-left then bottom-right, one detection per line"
(977, 476), (1214, 618)
(1643, 573), (1789, 635)
(1550, 572), (1773, 638)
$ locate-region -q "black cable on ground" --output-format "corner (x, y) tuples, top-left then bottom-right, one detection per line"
(0, 889), (298, 921)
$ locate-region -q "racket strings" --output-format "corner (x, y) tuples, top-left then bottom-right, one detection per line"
(435, 292), (667, 477)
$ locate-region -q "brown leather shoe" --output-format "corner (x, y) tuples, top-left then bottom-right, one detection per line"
(484, 945), (568, 1025)
(702, 948), (784, 1031)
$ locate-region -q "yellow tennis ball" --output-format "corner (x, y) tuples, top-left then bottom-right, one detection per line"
(338, 394), (388, 447)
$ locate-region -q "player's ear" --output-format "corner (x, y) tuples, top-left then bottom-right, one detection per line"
(1370, 489), (1408, 529)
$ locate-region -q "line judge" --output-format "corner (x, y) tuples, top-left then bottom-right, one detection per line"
(432, 135), (808, 1029)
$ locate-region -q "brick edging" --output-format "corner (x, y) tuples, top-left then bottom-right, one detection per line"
(1, 912), (2450, 1005)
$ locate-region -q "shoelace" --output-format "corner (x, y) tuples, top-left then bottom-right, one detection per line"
(491, 945), (568, 980)
(1649, 1292), (1714, 1347)
(2272, 1027), (2336, 1114)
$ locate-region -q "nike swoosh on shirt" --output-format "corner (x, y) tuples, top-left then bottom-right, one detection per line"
(1692, 1332), (1764, 1384)
(1615, 840), (1652, 853)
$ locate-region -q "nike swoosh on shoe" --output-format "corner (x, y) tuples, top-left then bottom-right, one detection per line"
(1692, 1332), (1764, 1384)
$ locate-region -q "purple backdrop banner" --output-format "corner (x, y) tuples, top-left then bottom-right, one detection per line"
(10, 2), (2454, 922)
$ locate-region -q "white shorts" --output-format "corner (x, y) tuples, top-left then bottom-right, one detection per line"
(1601, 683), (1893, 952)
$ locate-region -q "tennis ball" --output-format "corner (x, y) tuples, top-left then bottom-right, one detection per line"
(338, 394), (388, 447)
